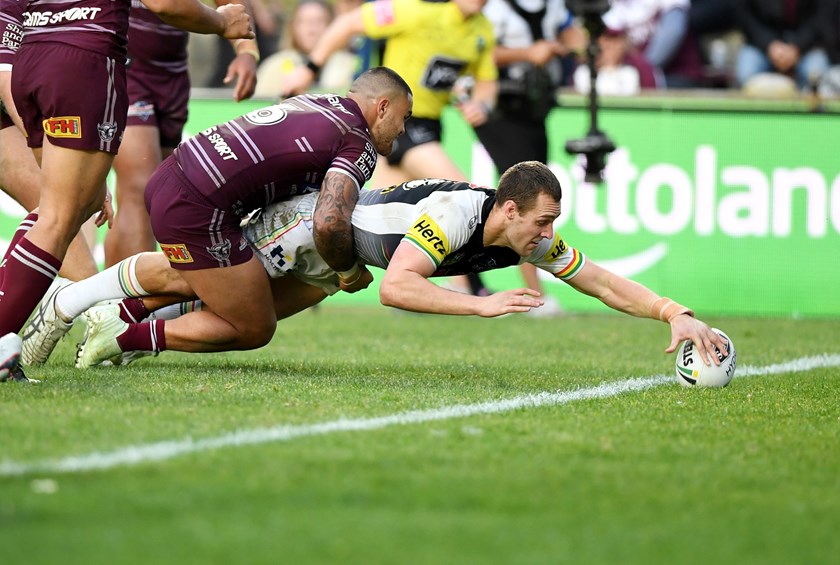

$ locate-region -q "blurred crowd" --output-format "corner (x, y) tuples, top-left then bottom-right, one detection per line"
(190, 0), (840, 100)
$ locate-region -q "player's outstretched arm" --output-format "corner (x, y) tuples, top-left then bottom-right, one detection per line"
(143, 0), (254, 39)
(565, 260), (728, 365)
(380, 242), (543, 316)
(313, 172), (371, 293)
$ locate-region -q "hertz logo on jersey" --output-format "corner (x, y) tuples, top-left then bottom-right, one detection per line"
(43, 116), (81, 138)
(543, 232), (568, 262)
(161, 243), (194, 264)
(406, 214), (449, 266)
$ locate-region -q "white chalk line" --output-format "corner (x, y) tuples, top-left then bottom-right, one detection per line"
(2, 354), (839, 477)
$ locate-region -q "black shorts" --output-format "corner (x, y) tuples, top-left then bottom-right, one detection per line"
(475, 116), (548, 174)
(386, 117), (441, 166)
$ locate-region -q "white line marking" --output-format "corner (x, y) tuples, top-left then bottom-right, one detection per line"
(2, 354), (838, 476)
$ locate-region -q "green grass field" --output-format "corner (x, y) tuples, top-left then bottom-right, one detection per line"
(1, 307), (839, 564)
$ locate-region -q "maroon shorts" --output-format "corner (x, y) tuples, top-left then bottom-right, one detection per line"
(126, 63), (190, 148)
(146, 157), (253, 271)
(0, 107), (13, 131)
(11, 43), (127, 153)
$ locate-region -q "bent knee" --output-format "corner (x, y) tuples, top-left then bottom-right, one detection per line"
(236, 319), (276, 350)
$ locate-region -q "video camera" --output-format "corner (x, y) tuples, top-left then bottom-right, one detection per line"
(564, 0), (616, 184)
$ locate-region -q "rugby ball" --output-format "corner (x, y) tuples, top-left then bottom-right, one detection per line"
(675, 328), (736, 387)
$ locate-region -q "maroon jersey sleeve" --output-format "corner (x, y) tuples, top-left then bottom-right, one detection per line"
(0, 0), (25, 67)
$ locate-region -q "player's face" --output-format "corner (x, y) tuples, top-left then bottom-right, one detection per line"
(507, 193), (561, 256)
(371, 94), (413, 156)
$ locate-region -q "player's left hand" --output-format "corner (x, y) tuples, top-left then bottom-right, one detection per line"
(339, 264), (373, 293)
(94, 191), (114, 229)
(665, 315), (728, 366)
(225, 53), (258, 102)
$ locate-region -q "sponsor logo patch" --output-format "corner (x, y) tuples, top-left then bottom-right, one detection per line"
(43, 116), (81, 138)
(407, 214), (449, 263)
(128, 100), (155, 121)
(161, 243), (193, 264)
(373, 1), (395, 25)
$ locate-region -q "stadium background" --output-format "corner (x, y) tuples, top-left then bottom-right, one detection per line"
(1, 92), (837, 318)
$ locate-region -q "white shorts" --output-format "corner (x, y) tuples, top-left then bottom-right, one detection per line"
(242, 193), (341, 296)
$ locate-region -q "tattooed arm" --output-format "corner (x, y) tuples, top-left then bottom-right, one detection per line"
(313, 171), (372, 293)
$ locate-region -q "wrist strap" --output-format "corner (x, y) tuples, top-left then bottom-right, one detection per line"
(234, 39), (261, 63)
(338, 263), (361, 284)
(650, 297), (695, 323)
(303, 56), (322, 78)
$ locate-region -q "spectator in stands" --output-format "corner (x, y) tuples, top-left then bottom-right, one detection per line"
(573, 28), (658, 94)
(254, 0), (356, 97)
(601, 0), (704, 89)
(688, 0), (739, 88)
(689, 0), (736, 36)
(817, 0), (840, 97)
(734, 0), (829, 90)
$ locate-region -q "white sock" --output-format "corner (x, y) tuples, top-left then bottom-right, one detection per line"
(147, 300), (203, 321)
(56, 253), (151, 321)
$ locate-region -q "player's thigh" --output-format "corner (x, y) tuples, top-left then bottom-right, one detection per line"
(0, 125), (40, 211)
(112, 125), (163, 193)
(37, 142), (114, 225)
(270, 275), (328, 320)
(400, 141), (467, 182)
(178, 256), (276, 335)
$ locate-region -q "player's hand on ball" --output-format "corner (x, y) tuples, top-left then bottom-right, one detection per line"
(666, 314), (729, 366)
(676, 328), (736, 387)
(478, 288), (543, 318)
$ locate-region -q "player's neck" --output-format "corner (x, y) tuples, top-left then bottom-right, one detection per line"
(482, 208), (508, 249)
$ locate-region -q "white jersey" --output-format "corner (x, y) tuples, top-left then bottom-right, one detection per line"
(482, 0), (573, 49)
(244, 179), (586, 295)
(602, 0), (688, 48)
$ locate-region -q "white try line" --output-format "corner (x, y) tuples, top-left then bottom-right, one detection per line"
(2, 354), (839, 477)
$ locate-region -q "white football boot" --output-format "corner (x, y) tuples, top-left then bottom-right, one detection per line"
(0, 332), (24, 382)
(21, 277), (73, 366)
(75, 304), (128, 369)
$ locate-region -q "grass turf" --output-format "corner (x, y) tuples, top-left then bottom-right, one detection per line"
(1, 308), (839, 564)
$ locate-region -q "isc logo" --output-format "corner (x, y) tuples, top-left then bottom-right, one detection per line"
(42, 116), (81, 138)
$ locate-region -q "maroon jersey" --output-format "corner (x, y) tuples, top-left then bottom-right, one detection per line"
(127, 0), (188, 73)
(22, 0), (130, 62)
(0, 0), (25, 67)
(173, 94), (379, 218)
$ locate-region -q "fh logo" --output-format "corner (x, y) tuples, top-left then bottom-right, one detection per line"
(161, 244), (193, 264)
(43, 116), (81, 138)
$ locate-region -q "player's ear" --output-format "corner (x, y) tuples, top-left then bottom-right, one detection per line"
(503, 200), (518, 220)
(377, 97), (390, 118)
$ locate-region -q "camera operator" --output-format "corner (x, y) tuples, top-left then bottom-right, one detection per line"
(474, 0), (585, 314)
